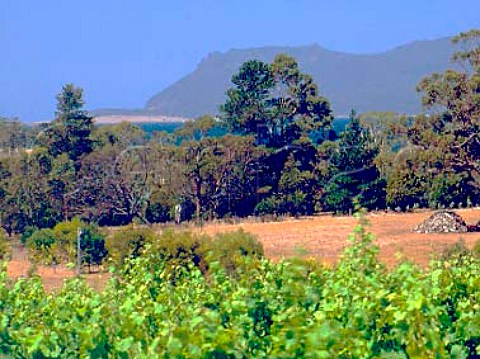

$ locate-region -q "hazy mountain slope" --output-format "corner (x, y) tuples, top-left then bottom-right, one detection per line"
(145, 37), (454, 117)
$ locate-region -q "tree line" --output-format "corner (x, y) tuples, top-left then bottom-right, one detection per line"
(0, 29), (479, 234)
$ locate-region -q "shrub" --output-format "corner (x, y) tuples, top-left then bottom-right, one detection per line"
(26, 228), (58, 264)
(254, 197), (279, 215)
(0, 229), (10, 261)
(207, 230), (264, 273)
(439, 238), (471, 262)
(472, 239), (480, 258)
(428, 172), (468, 209)
(20, 226), (38, 246)
(109, 228), (265, 275)
(146, 202), (172, 223)
(80, 226), (108, 271)
(52, 218), (83, 261)
(106, 227), (156, 268)
(26, 219), (107, 266)
(178, 199), (196, 222)
(386, 166), (430, 210)
(148, 229), (265, 274)
(152, 230), (208, 271)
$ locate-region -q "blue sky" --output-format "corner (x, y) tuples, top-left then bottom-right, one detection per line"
(1, 0), (479, 122)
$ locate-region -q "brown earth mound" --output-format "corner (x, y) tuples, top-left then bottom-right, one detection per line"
(414, 211), (468, 233)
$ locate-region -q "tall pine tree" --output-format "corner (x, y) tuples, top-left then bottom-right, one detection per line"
(44, 84), (94, 161)
(221, 55), (332, 148)
(319, 111), (385, 213)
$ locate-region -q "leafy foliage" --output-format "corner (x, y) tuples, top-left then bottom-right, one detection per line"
(41, 84), (94, 161)
(0, 228), (10, 261)
(105, 227), (264, 276)
(26, 228), (59, 264)
(205, 229), (264, 273)
(318, 111), (386, 213)
(387, 29), (480, 209)
(2, 224), (480, 357)
(80, 225), (108, 269)
(25, 219), (106, 266)
(105, 227), (156, 269)
(221, 54), (332, 148)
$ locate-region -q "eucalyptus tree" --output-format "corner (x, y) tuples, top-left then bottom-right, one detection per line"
(388, 29), (480, 209)
(178, 135), (264, 220)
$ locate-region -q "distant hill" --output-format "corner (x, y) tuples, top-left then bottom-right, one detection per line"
(142, 37), (455, 117)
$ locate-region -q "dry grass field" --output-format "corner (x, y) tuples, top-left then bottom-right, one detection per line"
(5, 208), (480, 290)
(197, 208), (480, 267)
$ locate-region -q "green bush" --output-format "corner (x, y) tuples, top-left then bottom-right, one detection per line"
(26, 228), (58, 264)
(207, 230), (264, 273)
(428, 172), (468, 209)
(106, 227), (156, 268)
(0, 229), (10, 261)
(254, 197), (279, 215)
(26, 219), (107, 266)
(148, 229), (264, 274)
(20, 226), (38, 246)
(52, 218), (83, 260)
(80, 226), (108, 270)
(472, 239), (480, 257)
(151, 229), (208, 271)
(438, 238), (471, 262)
(111, 229), (264, 275)
(146, 202), (172, 223)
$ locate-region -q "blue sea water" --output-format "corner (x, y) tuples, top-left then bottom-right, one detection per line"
(137, 118), (350, 136)
(331, 118), (349, 133)
(138, 122), (184, 134)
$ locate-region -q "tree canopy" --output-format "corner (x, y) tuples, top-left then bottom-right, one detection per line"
(404, 29), (480, 207)
(221, 54), (332, 148)
(42, 84), (94, 161)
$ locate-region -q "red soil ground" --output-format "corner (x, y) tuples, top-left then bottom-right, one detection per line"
(6, 241), (108, 291)
(5, 208), (480, 290)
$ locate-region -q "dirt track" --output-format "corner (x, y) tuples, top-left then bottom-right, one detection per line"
(5, 208), (480, 290)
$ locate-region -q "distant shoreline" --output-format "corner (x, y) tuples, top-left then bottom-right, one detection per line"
(93, 115), (192, 124)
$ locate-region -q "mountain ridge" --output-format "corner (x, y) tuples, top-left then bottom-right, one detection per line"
(96, 37), (456, 118)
